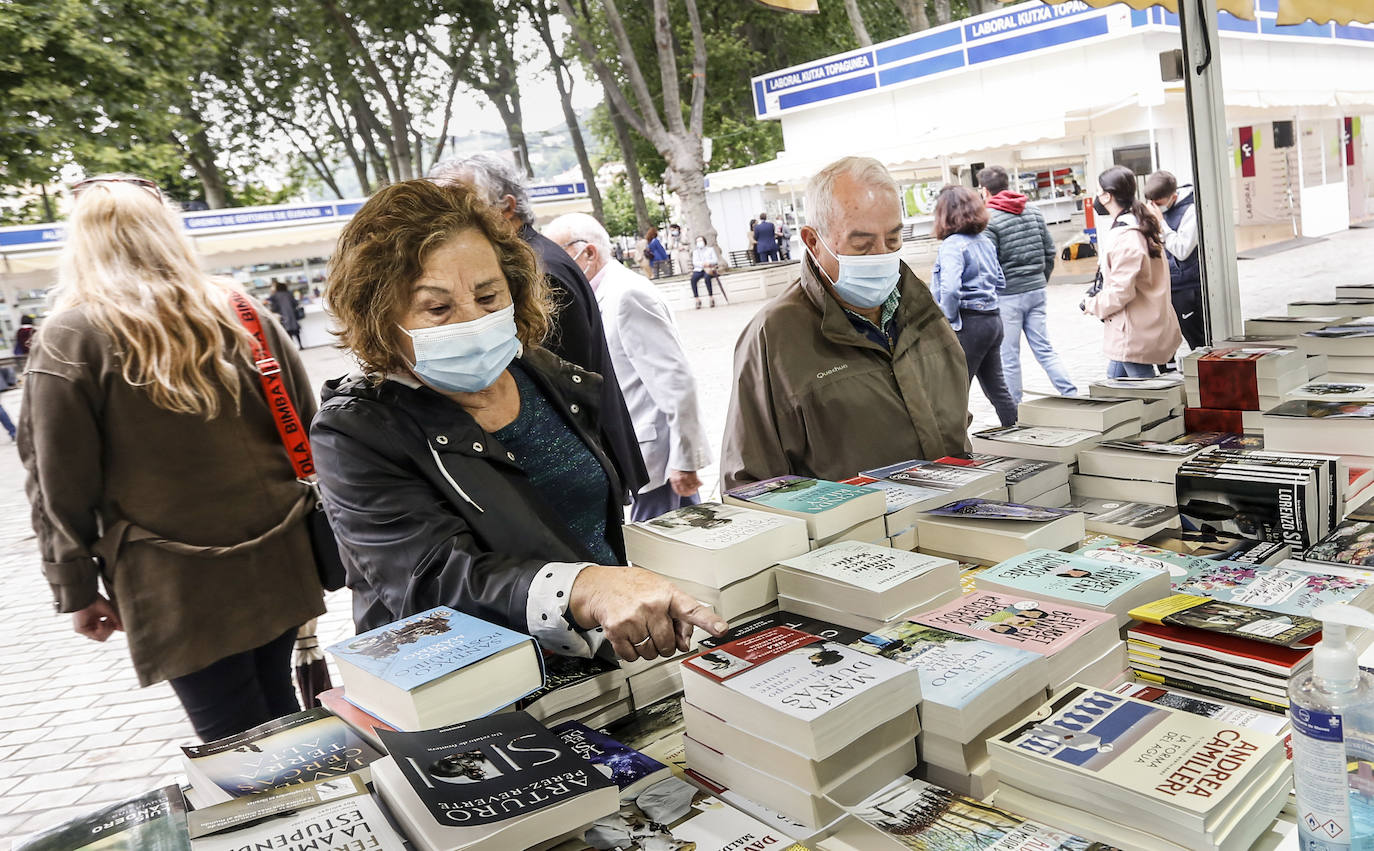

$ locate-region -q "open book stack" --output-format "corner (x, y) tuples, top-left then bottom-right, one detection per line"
(1175, 447), (1345, 550)
(724, 475), (888, 549)
(913, 498), (1087, 565)
(775, 541), (960, 632)
(912, 590), (1123, 694)
(679, 624), (922, 829)
(988, 685), (1291, 851)
(852, 620), (1049, 799)
(1181, 345), (1306, 434)
(623, 501), (809, 706)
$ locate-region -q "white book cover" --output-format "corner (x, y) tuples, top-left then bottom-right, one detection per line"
(682, 626), (912, 722)
(974, 425), (1102, 447)
(779, 541), (953, 593)
(670, 797), (809, 850)
(631, 501), (802, 550)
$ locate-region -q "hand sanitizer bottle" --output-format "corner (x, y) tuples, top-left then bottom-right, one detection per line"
(1290, 604), (1374, 851)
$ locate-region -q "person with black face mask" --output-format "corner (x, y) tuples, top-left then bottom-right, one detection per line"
(1080, 166), (1183, 378)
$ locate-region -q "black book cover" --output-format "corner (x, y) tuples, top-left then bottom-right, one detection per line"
(698, 608), (869, 648)
(1176, 469), (1309, 547)
(377, 711), (614, 828)
(1202, 449), (1338, 536)
(517, 653), (618, 707)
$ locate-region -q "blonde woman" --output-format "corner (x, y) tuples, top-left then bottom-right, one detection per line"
(18, 175), (324, 741)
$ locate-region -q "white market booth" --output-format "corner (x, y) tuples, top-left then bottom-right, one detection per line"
(707, 0), (1374, 336)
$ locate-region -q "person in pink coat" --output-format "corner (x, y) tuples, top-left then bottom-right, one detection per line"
(1081, 166), (1183, 378)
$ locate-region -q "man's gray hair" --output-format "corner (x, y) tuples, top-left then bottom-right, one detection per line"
(429, 152), (535, 225)
(544, 212), (614, 260)
(805, 156), (900, 237)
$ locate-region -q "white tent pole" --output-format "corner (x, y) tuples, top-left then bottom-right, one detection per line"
(1177, 0), (1242, 343)
(1148, 105), (1159, 174)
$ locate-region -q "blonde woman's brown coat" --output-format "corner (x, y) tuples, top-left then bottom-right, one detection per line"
(19, 308), (325, 686)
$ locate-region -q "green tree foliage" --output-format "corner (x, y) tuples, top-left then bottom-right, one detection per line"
(600, 178), (666, 238)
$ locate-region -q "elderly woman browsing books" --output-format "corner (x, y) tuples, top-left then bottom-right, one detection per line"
(312, 179), (727, 661)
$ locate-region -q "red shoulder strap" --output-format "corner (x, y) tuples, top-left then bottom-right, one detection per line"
(228, 291), (315, 480)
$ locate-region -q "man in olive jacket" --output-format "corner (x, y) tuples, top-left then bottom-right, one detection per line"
(721, 157), (971, 489)
(978, 165), (1077, 404)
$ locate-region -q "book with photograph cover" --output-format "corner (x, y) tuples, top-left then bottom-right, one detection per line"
(847, 777), (1109, 851)
(1304, 518), (1374, 567)
(974, 548), (1169, 610)
(1094, 438), (1201, 456)
(722, 476), (886, 541)
(15, 786), (190, 851)
(1264, 399), (1374, 420)
(1138, 528), (1291, 565)
(934, 453), (1061, 484)
(181, 708), (383, 804)
(1127, 593), (1321, 647)
(698, 609), (869, 648)
(376, 712), (617, 842)
(1111, 682), (1289, 738)
(1175, 465), (1315, 548)
(550, 720), (671, 799)
(622, 501), (809, 588)
(1061, 497), (1178, 535)
(923, 498), (1076, 522)
(628, 501), (805, 551)
(1285, 380), (1374, 402)
(1171, 432), (1264, 450)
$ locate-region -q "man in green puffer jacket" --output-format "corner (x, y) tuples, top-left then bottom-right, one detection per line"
(978, 165), (1078, 404)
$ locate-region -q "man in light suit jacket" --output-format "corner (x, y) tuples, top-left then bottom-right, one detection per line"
(546, 214), (714, 522)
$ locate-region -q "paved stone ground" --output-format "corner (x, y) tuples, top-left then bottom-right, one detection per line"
(0, 226), (1370, 845)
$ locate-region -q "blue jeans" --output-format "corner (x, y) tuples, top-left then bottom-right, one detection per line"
(1108, 360), (1158, 378)
(998, 288), (1077, 403)
(0, 401), (14, 439)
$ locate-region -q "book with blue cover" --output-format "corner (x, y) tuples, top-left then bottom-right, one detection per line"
(551, 720), (672, 799)
(326, 606), (543, 730)
(723, 475), (886, 539)
(973, 548), (1172, 617)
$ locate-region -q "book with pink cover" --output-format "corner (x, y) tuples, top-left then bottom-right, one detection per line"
(913, 591), (1115, 657)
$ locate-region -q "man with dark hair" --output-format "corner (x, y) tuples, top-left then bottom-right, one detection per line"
(753, 212), (780, 263)
(976, 165), (1077, 403)
(1144, 170), (1205, 352)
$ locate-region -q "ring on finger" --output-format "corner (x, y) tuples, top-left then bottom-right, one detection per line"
(632, 635), (654, 648)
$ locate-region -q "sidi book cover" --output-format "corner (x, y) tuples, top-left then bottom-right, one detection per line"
(850, 621), (1042, 710)
(378, 712), (615, 827)
(181, 708), (382, 799)
(913, 592), (1113, 656)
(976, 549), (1166, 608)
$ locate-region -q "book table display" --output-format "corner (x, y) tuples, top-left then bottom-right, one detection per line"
(34, 295), (1374, 850)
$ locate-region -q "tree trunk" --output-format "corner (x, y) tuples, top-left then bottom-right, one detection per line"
(39, 183), (53, 222)
(318, 0), (414, 180)
(608, 94), (651, 235)
(843, 0), (873, 46)
(552, 62), (604, 222)
(934, 0), (951, 26)
(896, 0), (930, 31)
(180, 124), (229, 209)
(492, 94), (533, 178)
(662, 143), (720, 268)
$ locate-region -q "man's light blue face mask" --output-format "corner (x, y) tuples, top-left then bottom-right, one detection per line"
(810, 235), (902, 309)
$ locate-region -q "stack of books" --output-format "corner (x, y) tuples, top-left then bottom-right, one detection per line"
(933, 452), (1071, 505)
(1294, 317), (1374, 378)
(519, 653), (631, 729)
(911, 590), (1122, 693)
(837, 473), (949, 549)
(1060, 494), (1179, 539)
(988, 685), (1291, 851)
(853, 620), (1049, 798)
(1243, 313), (1351, 343)
(912, 498), (1087, 564)
(1175, 447), (1345, 550)
(324, 606), (543, 732)
(1076, 437), (1204, 506)
(1262, 398), (1374, 457)
(862, 458), (1009, 502)
(774, 541), (960, 632)
(678, 624), (922, 829)
(1017, 395), (1144, 439)
(373, 712), (620, 850)
(1088, 375), (1187, 440)
(970, 548), (1172, 626)
(723, 475), (889, 549)
(1137, 526), (1291, 565)
(1303, 517), (1374, 569)
(1181, 345), (1307, 433)
(623, 501), (809, 705)
(968, 424), (1113, 464)
(1288, 298), (1374, 318)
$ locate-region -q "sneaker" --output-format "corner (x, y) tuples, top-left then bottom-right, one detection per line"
(709, 298), (716, 308)
(694, 299), (701, 310)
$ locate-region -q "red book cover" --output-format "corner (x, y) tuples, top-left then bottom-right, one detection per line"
(318, 686), (395, 742)
(1129, 621), (1311, 671)
(1184, 406), (1245, 433)
(1197, 351), (1261, 409)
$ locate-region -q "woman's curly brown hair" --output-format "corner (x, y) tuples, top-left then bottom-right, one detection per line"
(327, 179), (551, 376)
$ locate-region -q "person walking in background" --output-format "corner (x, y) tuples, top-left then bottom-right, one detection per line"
(747, 218), (759, 264)
(13, 314), (35, 372)
(777, 216), (792, 260)
(19, 175), (325, 742)
(645, 227), (671, 278)
(689, 236), (722, 308)
(977, 165), (1077, 403)
(548, 213), (714, 522)
(1081, 166), (1183, 378)
(0, 400), (14, 441)
(931, 185), (1018, 427)
(753, 213), (780, 263)
(1144, 170), (1206, 353)
(267, 280), (303, 349)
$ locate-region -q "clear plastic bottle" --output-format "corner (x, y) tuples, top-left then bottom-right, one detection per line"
(1290, 604), (1374, 851)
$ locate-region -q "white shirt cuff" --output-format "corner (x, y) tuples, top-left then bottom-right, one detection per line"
(527, 562), (607, 658)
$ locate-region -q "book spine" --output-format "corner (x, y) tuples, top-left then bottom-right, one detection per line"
(1131, 669), (1287, 712)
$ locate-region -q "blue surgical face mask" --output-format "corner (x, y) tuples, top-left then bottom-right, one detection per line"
(400, 304), (522, 394)
(812, 236), (902, 309)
